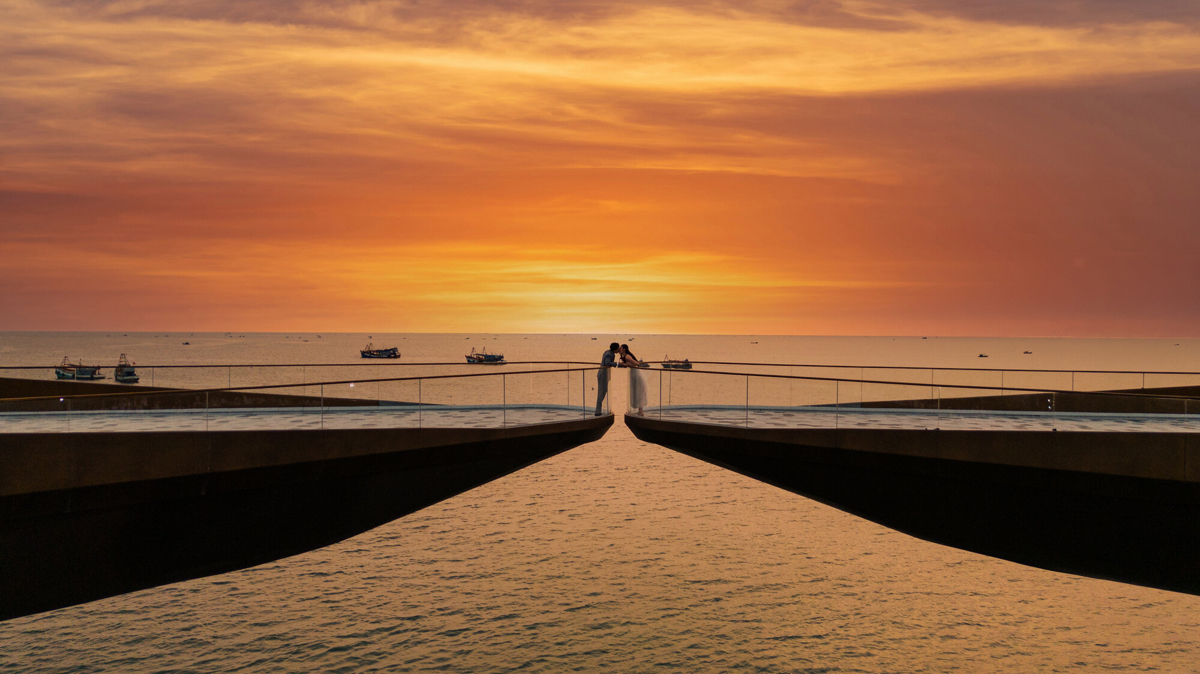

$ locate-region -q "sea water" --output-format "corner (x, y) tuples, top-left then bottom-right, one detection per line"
(2, 332), (1199, 672)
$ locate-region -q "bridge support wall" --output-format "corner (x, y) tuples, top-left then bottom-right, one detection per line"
(626, 414), (1200, 596)
(1, 415), (612, 621)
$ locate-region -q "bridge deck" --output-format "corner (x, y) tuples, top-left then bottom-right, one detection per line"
(638, 405), (1200, 433)
(0, 405), (593, 434)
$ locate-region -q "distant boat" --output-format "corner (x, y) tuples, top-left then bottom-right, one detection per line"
(661, 356), (692, 370)
(114, 354), (140, 384)
(361, 343), (400, 359)
(55, 357), (104, 380)
(591, 338), (597, 340)
(182, 342), (190, 345)
(978, 354), (989, 358)
(1023, 351), (1033, 355)
(465, 347), (504, 364)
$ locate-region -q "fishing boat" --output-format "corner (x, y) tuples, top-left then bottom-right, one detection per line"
(660, 356), (693, 370)
(114, 354), (140, 384)
(361, 343), (400, 359)
(465, 347), (505, 364)
(55, 357), (104, 380)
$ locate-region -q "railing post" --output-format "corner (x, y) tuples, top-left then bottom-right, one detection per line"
(228, 366), (231, 389)
(418, 379), (422, 428)
(320, 384), (324, 430)
(205, 391), (209, 432)
(503, 373), (507, 428)
(659, 370), (663, 420)
(835, 380), (840, 430)
(745, 375), (749, 428)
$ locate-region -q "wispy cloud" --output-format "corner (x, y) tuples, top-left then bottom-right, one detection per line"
(2, 0), (1199, 334)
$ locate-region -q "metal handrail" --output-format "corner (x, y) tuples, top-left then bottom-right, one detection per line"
(0, 361), (596, 370)
(0, 366), (610, 403)
(643, 360), (1200, 377)
(645, 367), (1200, 402)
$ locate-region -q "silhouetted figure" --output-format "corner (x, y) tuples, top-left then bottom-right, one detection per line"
(596, 342), (619, 415)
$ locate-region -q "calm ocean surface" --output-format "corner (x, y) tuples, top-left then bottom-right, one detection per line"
(2, 332), (1200, 672)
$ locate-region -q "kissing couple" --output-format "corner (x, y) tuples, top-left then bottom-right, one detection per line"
(596, 342), (648, 416)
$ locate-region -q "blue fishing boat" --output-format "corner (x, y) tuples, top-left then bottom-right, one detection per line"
(465, 347), (504, 364)
(361, 343), (400, 359)
(114, 354), (140, 383)
(55, 356), (104, 380)
(660, 357), (692, 370)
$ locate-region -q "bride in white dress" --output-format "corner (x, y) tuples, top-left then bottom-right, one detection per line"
(620, 344), (648, 416)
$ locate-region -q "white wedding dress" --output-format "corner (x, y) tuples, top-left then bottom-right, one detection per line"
(627, 362), (649, 412)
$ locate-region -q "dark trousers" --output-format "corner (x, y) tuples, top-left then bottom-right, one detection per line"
(595, 371), (608, 415)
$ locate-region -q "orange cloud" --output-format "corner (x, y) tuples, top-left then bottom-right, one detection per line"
(2, 0), (1199, 335)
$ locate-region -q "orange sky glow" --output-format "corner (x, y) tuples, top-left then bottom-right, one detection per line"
(2, 0), (1199, 335)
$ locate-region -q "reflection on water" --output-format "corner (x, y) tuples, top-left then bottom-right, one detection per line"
(2, 333), (1200, 672)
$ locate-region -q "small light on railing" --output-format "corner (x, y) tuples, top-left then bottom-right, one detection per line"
(59, 398), (64, 402)
(349, 383), (355, 388)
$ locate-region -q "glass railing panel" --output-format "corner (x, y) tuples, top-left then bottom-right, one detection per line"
(745, 374), (837, 429)
(859, 380), (934, 412)
(927, 368), (1002, 406)
(564, 367), (589, 415)
(0, 396), (67, 434)
(843, 381), (939, 430)
(316, 378), (420, 431)
(1144, 373), (1200, 392)
(654, 371), (750, 425)
(1073, 371), (1144, 393)
(503, 367), (536, 408)
(858, 371), (934, 408)
(417, 372), (504, 428)
(781, 367), (844, 408)
(747, 372), (791, 409)
(993, 371), (1068, 418)
(859, 368), (934, 406)
(998, 370), (1069, 398)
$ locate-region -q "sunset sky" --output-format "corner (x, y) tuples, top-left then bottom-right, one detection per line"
(2, 0), (1199, 335)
